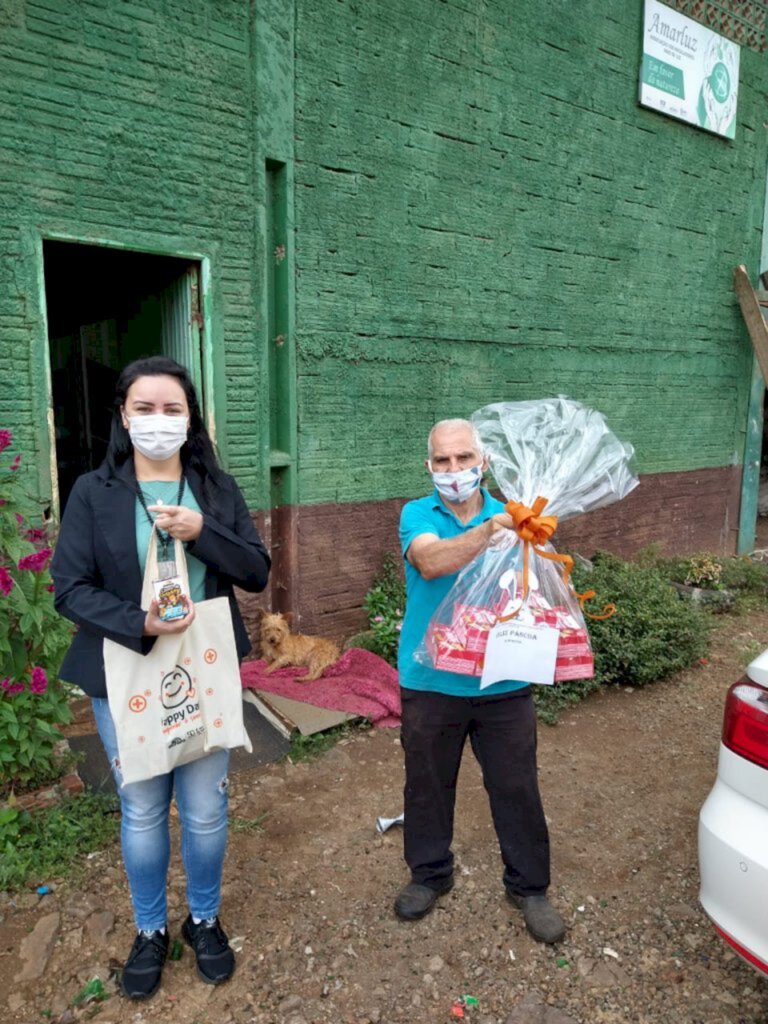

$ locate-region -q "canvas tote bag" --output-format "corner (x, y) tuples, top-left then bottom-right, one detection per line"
(103, 527), (252, 784)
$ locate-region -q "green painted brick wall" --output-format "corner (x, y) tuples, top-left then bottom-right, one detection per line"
(0, 0), (268, 505)
(2, 0), (767, 520)
(293, 0), (768, 505)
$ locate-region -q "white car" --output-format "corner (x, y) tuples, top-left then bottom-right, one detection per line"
(699, 649), (768, 976)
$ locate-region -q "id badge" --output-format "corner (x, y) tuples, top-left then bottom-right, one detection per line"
(152, 575), (189, 621)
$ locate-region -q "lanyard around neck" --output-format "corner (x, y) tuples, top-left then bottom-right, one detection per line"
(136, 477), (186, 564)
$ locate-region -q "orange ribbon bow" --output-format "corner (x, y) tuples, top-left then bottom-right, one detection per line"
(498, 496), (615, 622)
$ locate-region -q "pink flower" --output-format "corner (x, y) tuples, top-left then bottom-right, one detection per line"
(25, 526), (49, 545)
(1, 678), (25, 695)
(46, 583), (55, 592)
(373, 615), (384, 623)
(15, 513), (23, 524)
(0, 567), (13, 596)
(0, 430), (11, 453)
(29, 666), (48, 694)
(10, 453), (21, 471)
(18, 547), (52, 573)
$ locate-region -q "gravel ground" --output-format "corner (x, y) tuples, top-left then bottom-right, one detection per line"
(2, 609), (768, 1024)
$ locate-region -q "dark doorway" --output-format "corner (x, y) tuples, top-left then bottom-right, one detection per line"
(43, 241), (203, 511)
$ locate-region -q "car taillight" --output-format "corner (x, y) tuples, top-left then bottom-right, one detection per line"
(722, 679), (768, 770)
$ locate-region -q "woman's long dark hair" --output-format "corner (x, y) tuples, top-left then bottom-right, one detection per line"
(106, 356), (224, 512)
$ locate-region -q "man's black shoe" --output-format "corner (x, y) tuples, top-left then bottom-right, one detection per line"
(507, 892), (566, 944)
(394, 879), (454, 921)
(182, 915), (235, 984)
(121, 928), (169, 1000)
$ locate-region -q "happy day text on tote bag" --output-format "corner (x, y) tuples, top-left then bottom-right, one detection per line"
(103, 528), (251, 784)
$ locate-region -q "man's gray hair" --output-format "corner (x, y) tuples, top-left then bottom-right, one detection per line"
(427, 419), (485, 460)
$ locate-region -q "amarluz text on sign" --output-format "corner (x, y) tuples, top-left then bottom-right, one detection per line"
(640, 0), (740, 140)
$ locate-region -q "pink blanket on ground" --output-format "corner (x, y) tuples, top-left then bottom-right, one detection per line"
(240, 648), (401, 728)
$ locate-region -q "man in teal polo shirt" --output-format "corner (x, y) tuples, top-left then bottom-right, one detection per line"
(395, 418), (565, 944)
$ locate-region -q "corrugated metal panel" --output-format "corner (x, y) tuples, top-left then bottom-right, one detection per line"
(159, 266), (203, 399)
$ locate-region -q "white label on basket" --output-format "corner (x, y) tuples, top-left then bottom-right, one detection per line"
(480, 621), (559, 688)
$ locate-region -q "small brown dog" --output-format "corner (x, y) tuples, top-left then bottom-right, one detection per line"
(258, 610), (340, 682)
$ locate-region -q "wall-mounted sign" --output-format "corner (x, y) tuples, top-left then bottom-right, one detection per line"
(640, 0), (740, 139)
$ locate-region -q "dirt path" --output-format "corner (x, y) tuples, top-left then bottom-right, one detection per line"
(2, 610), (768, 1024)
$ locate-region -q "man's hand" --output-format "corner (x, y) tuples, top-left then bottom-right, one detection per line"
(408, 512), (517, 580)
(488, 511), (515, 536)
(143, 597), (196, 636)
(148, 504), (204, 542)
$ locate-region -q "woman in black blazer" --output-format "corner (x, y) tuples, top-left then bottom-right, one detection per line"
(52, 356), (270, 1001)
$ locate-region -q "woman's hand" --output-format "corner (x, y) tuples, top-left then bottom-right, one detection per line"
(147, 504), (204, 542)
(143, 597), (196, 636)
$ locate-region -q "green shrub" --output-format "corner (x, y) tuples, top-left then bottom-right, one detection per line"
(360, 553), (406, 667)
(571, 551), (711, 688)
(718, 555), (768, 596)
(651, 549), (768, 613)
(344, 629), (380, 654)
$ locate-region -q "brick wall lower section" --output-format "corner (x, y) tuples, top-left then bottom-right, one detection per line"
(236, 465), (742, 648)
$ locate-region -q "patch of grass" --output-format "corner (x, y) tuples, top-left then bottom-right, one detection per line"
(731, 635), (764, 663)
(283, 719), (371, 763)
(0, 791), (120, 891)
(231, 812), (269, 833)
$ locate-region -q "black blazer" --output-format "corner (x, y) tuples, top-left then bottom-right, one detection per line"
(51, 460), (271, 698)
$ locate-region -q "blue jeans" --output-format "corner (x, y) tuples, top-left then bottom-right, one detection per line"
(92, 697), (230, 932)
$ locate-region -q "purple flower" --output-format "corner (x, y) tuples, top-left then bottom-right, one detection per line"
(0, 430), (11, 454)
(18, 547), (52, 573)
(29, 666), (48, 694)
(0, 567), (13, 596)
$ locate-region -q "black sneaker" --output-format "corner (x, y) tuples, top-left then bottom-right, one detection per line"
(121, 928), (169, 1000)
(182, 914), (235, 984)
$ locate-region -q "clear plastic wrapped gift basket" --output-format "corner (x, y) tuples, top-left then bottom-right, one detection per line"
(416, 398), (639, 687)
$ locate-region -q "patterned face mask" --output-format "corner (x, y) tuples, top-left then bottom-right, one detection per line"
(428, 463), (483, 503)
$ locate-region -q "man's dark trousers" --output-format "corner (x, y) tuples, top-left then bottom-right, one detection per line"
(400, 687), (550, 896)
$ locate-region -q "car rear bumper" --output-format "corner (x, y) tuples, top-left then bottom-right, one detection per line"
(699, 762), (768, 973)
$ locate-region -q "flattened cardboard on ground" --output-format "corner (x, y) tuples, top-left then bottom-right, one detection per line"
(243, 688), (356, 737)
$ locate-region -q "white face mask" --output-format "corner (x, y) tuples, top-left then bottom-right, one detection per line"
(128, 414), (188, 461)
(429, 463), (483, 503)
